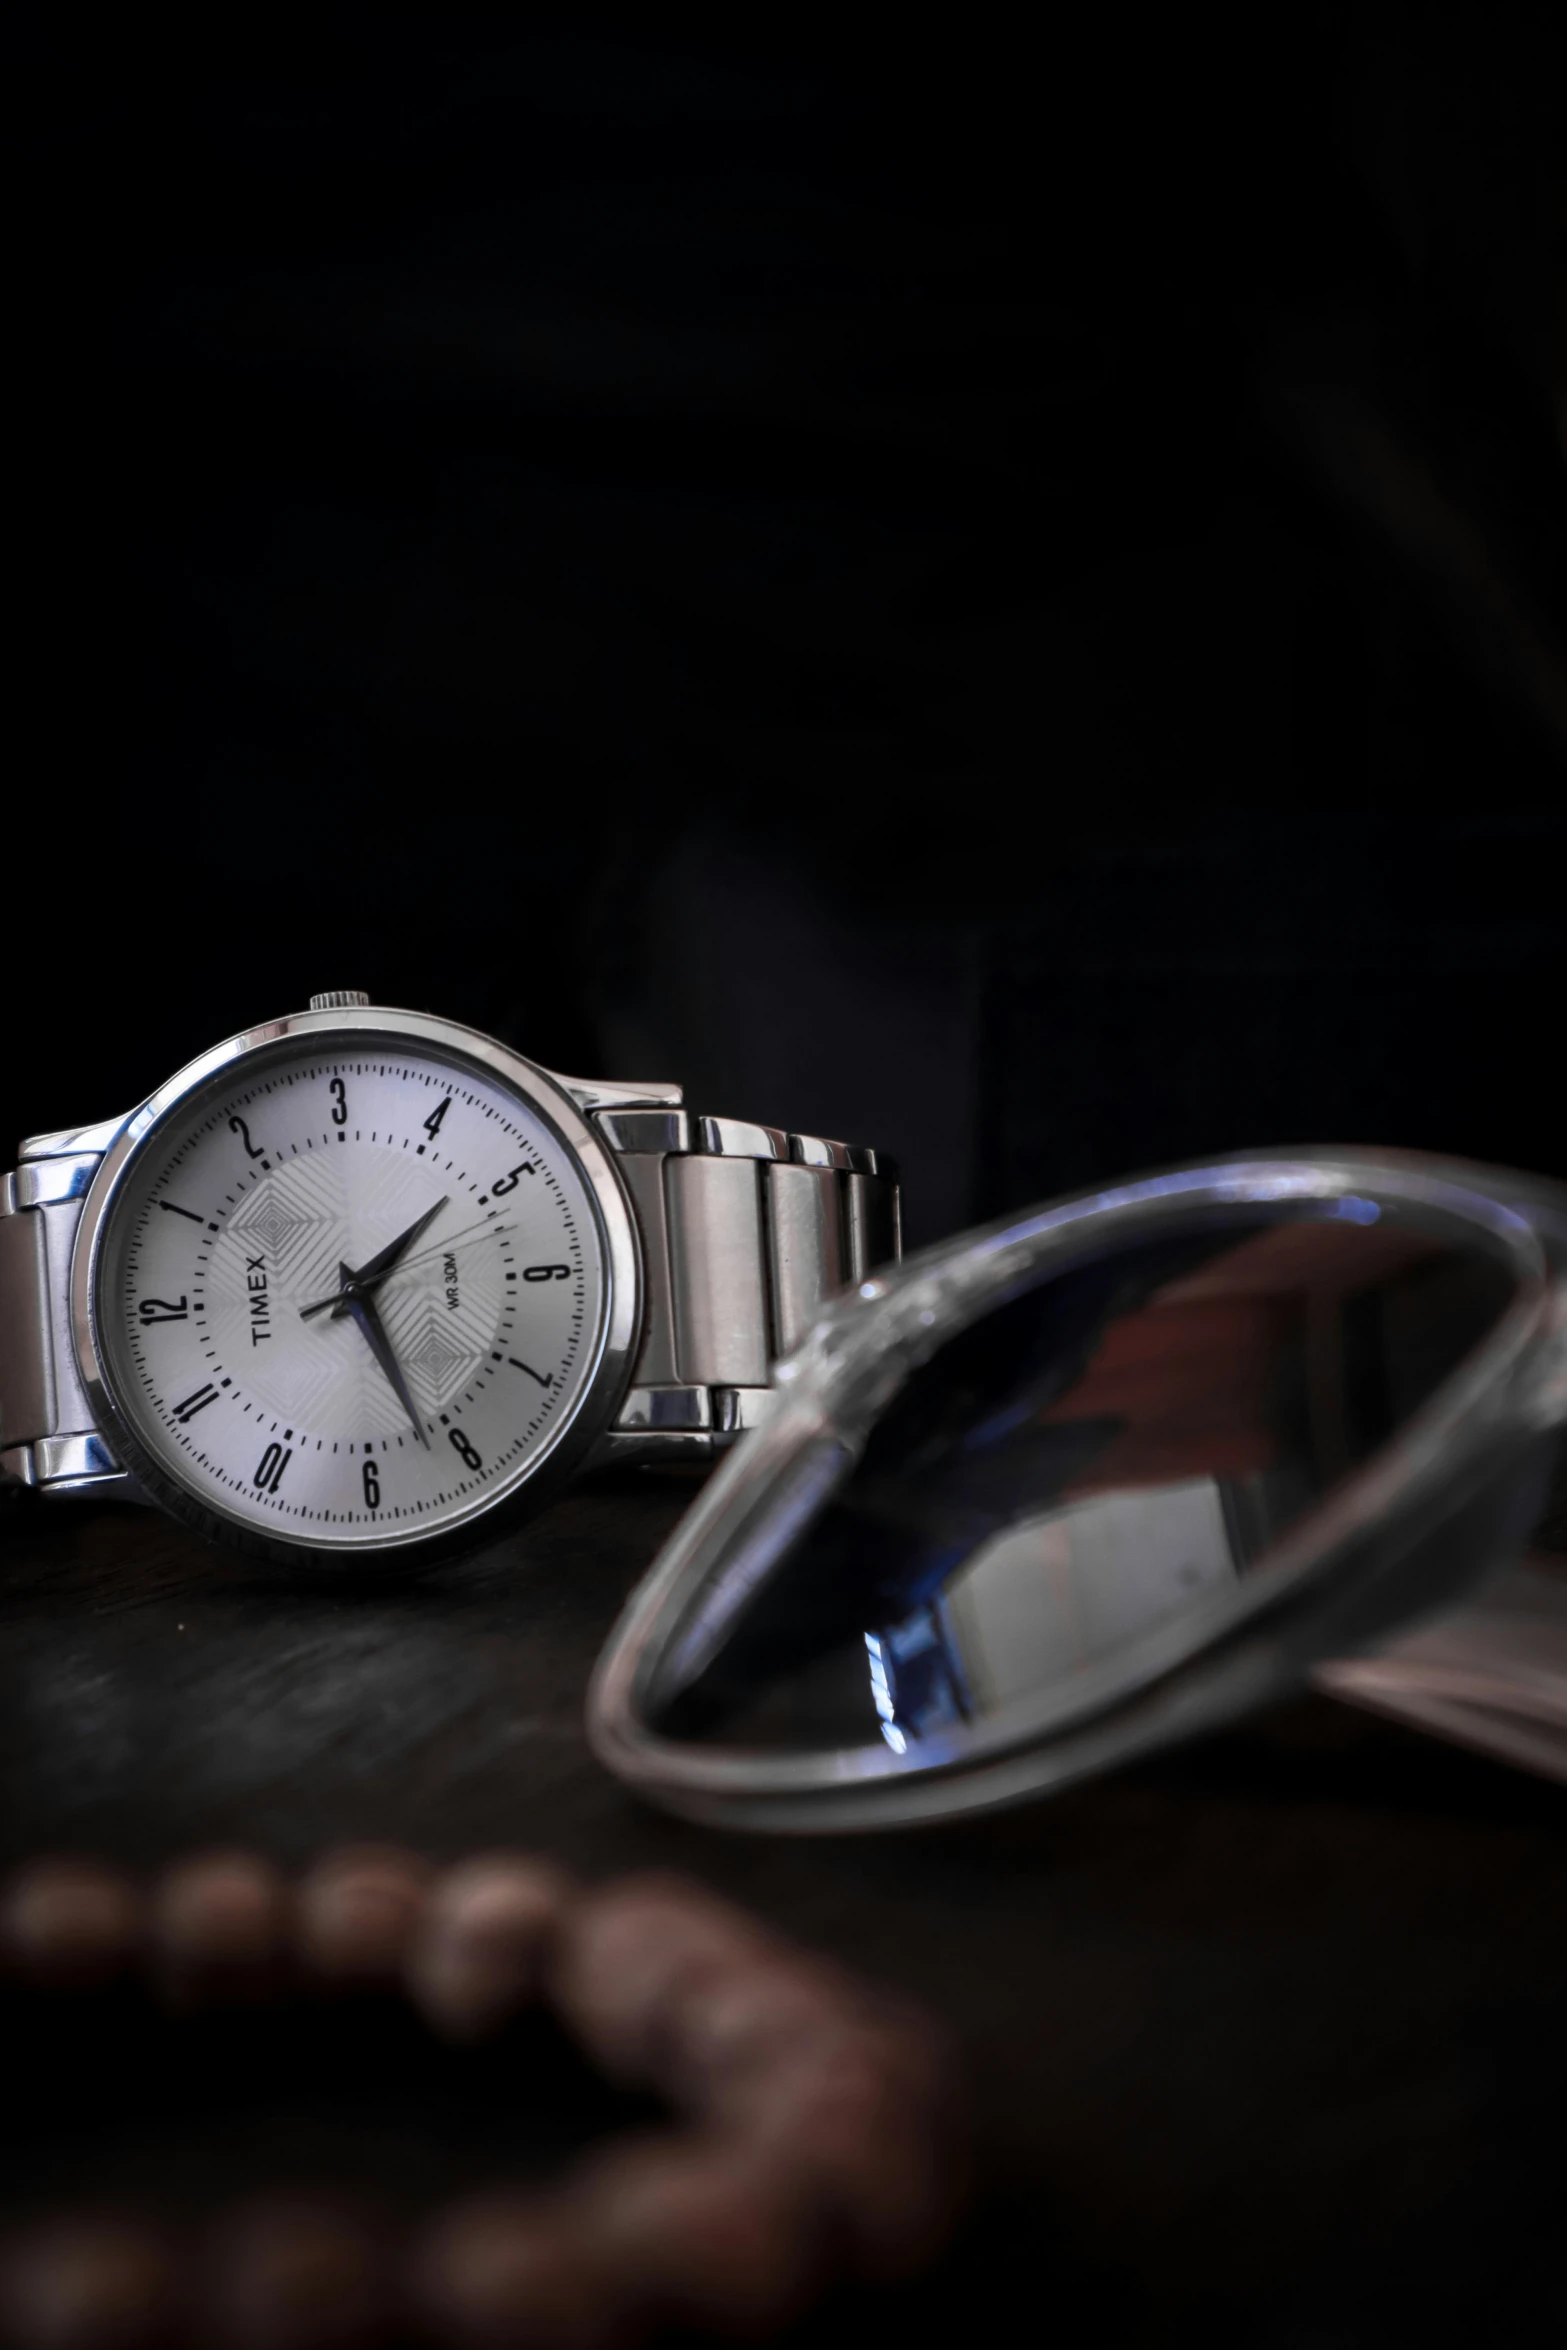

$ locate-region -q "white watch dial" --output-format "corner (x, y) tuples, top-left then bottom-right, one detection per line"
(94, 1037), (608, 1549)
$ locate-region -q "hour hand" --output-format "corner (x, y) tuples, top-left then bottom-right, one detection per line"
(338, 1274), (430, 1447)
(299, 1196), (450, 1322)
(343, 1196), (450, 1298)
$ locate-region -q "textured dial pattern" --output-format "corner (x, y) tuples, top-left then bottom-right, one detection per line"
(96, 1043), (606, 1547)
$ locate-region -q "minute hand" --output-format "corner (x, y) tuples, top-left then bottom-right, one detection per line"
(339, 1280), (430, 1447)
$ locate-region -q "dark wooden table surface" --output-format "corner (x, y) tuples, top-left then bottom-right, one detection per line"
(3, 1470), (1564, 2348)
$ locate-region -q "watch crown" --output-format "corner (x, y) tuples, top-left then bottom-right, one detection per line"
(308, 990), (372, 1011)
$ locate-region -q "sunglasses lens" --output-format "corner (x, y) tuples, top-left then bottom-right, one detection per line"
(643, 1204), (1519, 1766)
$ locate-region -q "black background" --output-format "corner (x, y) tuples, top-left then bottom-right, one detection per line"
(11, 10), (1566, 1241)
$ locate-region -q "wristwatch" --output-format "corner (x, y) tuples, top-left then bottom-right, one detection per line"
(0, 994), (898, 1563)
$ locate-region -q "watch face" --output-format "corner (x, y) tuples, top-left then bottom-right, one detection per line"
(88, 1022), (616, 1555)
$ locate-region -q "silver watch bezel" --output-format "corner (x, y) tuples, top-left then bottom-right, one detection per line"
(69, 1004), (643, 1565)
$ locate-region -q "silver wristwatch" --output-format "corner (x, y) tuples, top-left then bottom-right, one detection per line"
(0, 995), (898, 1564)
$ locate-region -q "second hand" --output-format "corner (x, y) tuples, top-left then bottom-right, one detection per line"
(297, 1216), (516, 1321)
(378, 1216), (516, 1284)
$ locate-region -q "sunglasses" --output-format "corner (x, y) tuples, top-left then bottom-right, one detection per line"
(589, 1148), (1567, 1832)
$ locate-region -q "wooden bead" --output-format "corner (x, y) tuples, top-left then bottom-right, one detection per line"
(646, 1954), (861, 2106)
(547, 1874), (775, 2083)
(734, 2029), (968, 2284)
(405, 1856), (574, 2044)
(0, 2219), (182, 2350)
(0, 1847), (969, 2340)
(408, 2194), (613, 2350)
(569, 2133), (828, 2339)
(204, 2198), (387, 2350)
(293, 1848), (430, 1988)
(148, 1851), (289, 2005)
(0, 1862), (142, 1992)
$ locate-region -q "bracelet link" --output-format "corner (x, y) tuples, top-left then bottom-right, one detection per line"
(0, 1189), (55, 1451)
(596, 1106), (900, 1449)
(0, 1156), (124, 1493)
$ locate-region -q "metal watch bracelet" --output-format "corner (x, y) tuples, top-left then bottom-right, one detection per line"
(0, 1104), (899, 1499)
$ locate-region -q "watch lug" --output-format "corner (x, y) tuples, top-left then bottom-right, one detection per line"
(2, 1432), (153, 1505)
(589, 1386), (776, 1469)
(587, 1427), (716, 1467)
(553, 1074), (685, 1114)
(20, 1109), (133, 1162)
(0, 1443), (36, 1491)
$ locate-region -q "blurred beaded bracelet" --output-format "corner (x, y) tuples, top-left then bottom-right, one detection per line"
(0, 1850), (968, 2349)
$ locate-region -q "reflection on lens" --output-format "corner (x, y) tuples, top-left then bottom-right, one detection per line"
(645, 1205), (1517, 1762)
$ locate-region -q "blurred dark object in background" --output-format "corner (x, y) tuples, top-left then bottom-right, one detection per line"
(11, 10), (1567, 1241)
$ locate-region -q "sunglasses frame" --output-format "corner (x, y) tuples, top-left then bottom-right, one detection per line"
(587, 1149), (1567, 1834)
